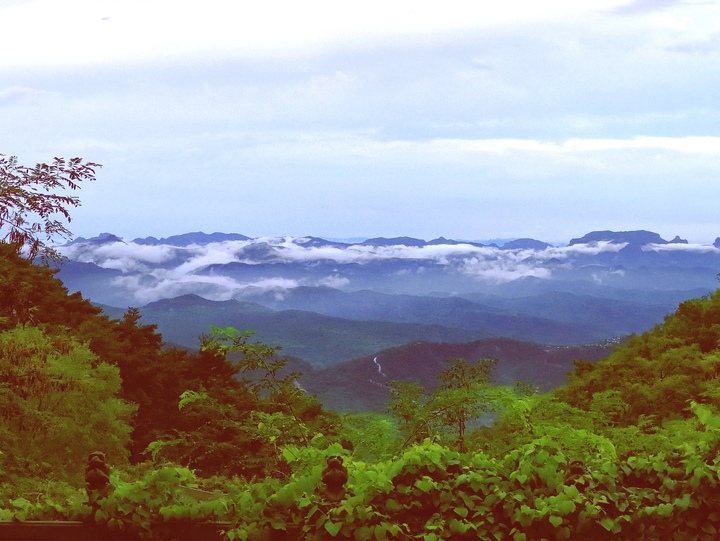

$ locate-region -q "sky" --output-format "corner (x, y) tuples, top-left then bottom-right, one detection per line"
(2, 0), (720, 243)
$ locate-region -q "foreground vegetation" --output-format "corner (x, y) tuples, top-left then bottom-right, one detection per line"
(4, 155), (720, 538)
(5, 238), (720, 539)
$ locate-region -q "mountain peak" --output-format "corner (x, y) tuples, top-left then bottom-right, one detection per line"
(293, 237), (351, 248)
(501, 238), (551, 250)
(143, 294), (218, 310)
(133, 232), (250, 246)
(361, 236), (427, 247)
(67, 232), (124, 245)
(568, 230), (669, 246)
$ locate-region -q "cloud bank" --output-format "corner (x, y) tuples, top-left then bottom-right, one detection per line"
(56, 234), (720, 305)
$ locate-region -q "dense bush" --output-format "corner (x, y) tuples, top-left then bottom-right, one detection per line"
(4, 403), (720, 540)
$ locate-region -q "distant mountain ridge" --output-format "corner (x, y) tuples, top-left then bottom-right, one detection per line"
(568, 230), (688, 246)
(100, 292), (613, 369)
(64, 228), (710, 251)
(56, 228), (720, 306)
(133, 231), (251, 246)
(56, 228), (720, 388)
(67, 232), (124, 245)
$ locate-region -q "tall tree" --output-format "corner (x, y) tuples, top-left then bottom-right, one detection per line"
(432, 357), (499, 452)
(389, 358), (503, 452)
(0, 326), (135, 483)
(0, 242), (101, 329)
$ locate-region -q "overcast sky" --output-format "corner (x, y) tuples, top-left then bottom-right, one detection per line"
(2, 0), (720, 243)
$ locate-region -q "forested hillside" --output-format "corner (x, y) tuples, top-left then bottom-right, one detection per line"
(6, 225), (720, 539)
(4, 152), (720, 539)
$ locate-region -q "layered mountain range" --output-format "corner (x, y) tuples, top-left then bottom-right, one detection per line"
(54, 229), (720, 410)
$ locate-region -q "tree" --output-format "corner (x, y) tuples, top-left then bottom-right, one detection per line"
(389, 358), (503, 452)
(204, 326), (318, 446)
(388, 380), (430, 444)
(432, 357), (499, 452)
(0, 326), (135, 483)
(556, 290), (720, 427)
(0, 154), (100, 261)
(145, 326), (338, 478)
(0, 243), (102, 329)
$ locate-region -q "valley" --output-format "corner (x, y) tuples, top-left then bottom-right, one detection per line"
(54, 229), (720, 411)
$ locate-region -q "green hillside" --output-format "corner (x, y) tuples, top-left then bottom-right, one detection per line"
(7, 234), (720, 538)
(100, 292), (611, 369)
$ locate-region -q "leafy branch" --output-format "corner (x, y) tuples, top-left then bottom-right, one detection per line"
(204, 327), (311, 446)
(0, 154), (100, 262)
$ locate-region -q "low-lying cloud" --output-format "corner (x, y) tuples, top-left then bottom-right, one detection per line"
(56, 235), (720, 305)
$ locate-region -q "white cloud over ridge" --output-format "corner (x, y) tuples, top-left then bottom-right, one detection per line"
(643, 242), (720, 253)
(56, 236), (698, 304)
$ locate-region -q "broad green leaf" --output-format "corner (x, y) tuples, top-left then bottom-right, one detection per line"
(600, 518), (615, 531)
(355, 527), (374, 541)
(454, 507), (469, 518)
(325, 521), (343, 537)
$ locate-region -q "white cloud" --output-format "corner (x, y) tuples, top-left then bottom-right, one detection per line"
(59, 242), (179, 273)
(459, 258), (553, 283)
(113, 270), (300, 305)
(547, 242), (628, 257)
(234, 135), (720, 162)
(56, 234), (720, 303)
(171, 242), (248, 274)
(112, 273), (240, 304)
(644, 242), (720, 253)
(562, 136), (720, 154)
(318, 274), (351, 288)
(64, 236), (650, 301)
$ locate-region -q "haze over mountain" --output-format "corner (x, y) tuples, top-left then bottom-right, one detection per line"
(99, 291), (614, 368)
(50, 228), (720, 409)
(56, 229), (718, 309)
(54, 228), (716, 352)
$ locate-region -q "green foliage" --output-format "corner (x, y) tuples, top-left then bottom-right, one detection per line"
(210, 406), (720, 540)
(388, 380), (429, 442)
(338, 412), (402, 462)
(1, 465), (236, 538)
(93, 466), (235, 538)
(389, 358), (508, 451)
(9, 412), (720, 540)
(9, 211), (720, 539)
(6, 402), (720, 539)
(0, 242), (101, 329)
(0, 326), (134, 484)
(557, 290), (720, 427)
(434, 357), (501, 452)
(0, 154), (99, 262)
(145, 326), (339, 479)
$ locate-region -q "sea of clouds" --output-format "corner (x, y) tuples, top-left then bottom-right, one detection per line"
(56, 236), (720, 305)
